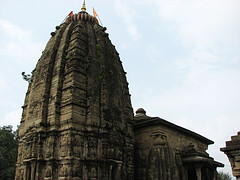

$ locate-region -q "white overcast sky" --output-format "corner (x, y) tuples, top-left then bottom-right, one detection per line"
(0, 0), (239, 177)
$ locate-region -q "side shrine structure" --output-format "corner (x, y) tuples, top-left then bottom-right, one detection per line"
(221, 132), (240, 180)
(15, 4), (223, 180)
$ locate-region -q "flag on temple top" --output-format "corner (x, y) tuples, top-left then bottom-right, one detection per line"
(93, 7), (98, 18)
(93, 7), (100, 24)
(68, 11), (73, 16)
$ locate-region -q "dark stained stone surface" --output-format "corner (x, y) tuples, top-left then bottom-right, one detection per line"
(15, 11), (224, 180)
(133, 109), (223, 180)
(15, 12), (134, 180)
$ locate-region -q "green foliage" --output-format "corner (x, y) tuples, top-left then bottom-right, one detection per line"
(122, 86), (128, 94)
(109, 70), (113, 75)
(218, 171), (232, 180)
(0, 126), (18, 180)
(96, 44), (101, 57)
(99, 74), (103, 81)
(98, 69), (103, 81)
(85, 56), (89, 63)
(65, 49), (71, 60)
(66, 54), (70, 59)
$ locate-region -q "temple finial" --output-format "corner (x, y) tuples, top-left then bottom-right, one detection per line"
(81, 0), (86, 11)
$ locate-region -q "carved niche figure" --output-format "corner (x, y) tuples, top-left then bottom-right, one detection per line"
(150, 131), (167, 146)
(87, 137), (97, 159)
(72, 161), (82, 177)
(59, 164), (70, 177)
(45, 136), (54, 158)
(89, 166), (97, 180)
(72, 134), (82, 157)
(45, 165), (52, 179)
(15, 165), (24, 180)
(60, 134), (69, 157)
(24, 141), (32, 159)
(31, 136), (38, 158)
(147, 131), (180, 179)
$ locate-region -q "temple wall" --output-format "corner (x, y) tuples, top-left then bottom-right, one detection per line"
(135, 123), (209, 155)
(134, 119), (216, 180)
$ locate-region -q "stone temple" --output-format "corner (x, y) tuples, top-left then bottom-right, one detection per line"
(15, 4), (224, 180)
(221, 132), (240, 179)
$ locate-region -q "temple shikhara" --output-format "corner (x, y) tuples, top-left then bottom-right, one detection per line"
(15, 2), (224, 180)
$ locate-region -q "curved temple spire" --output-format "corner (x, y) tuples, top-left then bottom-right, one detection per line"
(81, 0), (86, 11)
(65, 0), (98, 24)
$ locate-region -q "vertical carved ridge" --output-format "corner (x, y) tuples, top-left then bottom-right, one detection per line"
(16, 19), (135, 180)
(41, 24), (68, 127)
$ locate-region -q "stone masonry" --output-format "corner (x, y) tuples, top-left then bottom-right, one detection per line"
(15, 11), (134, 180)
(134, 108), (223, 180)
(16, 9), (223, 180)
(221, 132), (240, 180)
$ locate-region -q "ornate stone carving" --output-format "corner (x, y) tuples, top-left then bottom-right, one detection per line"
(59, 165), (69, 177)
(45, 165), (52, 178)
(150, 131), (167, 146)
(45, 136), (54, 158)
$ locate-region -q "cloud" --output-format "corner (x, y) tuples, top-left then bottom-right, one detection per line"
(0, 19), (44, 67)
(0, 73), (6, 91)
(143, 61), (240, 116)
(146, 43), (162, 62)
(204, 115), (239, 178)
(0, 20), (43, 130)
(114, 0), (142, 40)
(0, 109), (22, 130)
(132, 0), (240, 117)
(0, 1), (238, 177)
(152, 0), (240, 50)
(133, 64), (239, 177)
(0, 19), (30, 40)
(129, 2), (240, 174)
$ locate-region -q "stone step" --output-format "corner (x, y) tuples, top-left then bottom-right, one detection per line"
(231, 134), (240, 141)
(226, 139), (240, 147)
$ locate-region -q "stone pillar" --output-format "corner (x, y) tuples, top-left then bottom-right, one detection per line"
(35, 162), (40, 180)
(23, 164), (28, 180)
(213, 170), (218, 180)
(183, 167), (189, 180)
(196, 167), (202, 180)
(116, 163), (122, 180)
(109, 165), (113, 179)
(31, 161), (36, 180)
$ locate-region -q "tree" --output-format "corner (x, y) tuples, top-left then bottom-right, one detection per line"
(0, 126), (18, 180)
(218, 171), (232, 180)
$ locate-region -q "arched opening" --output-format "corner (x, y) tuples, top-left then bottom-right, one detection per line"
(188, 167), (197, 180)
(201, 167), (213, 180)
(25, 163), (31, 180)
(111, 166), (116, 180)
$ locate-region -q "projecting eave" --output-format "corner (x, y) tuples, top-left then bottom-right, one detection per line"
(134, 116), (214, 145)
(220, 131), (240, 152)
(220, 144), (240, 152)
(182, 153), (224, 168)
